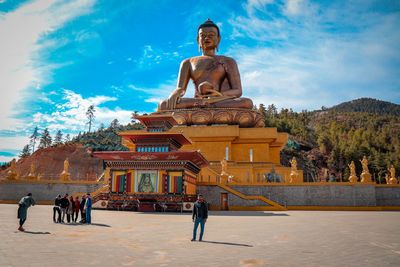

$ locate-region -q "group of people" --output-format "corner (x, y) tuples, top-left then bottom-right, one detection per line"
(53, 193), (92, 224)
(18, 192), (208, 242)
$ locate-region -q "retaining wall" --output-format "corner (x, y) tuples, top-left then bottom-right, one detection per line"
(0, 181), (103, 202)
(197, 184), (400, 208)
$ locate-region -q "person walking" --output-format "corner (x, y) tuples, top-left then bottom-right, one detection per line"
(59, 194), (69, 223)
(17, 193), (35, 231)
(80, 195), (86, 223)
(74, 196), (80, 222)
(67, 196), (74, 223)
(53, 195), (62, 223)
(191, 194), (208, 242)
(84, 193), (92, 224)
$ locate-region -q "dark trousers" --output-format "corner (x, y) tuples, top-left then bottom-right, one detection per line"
(192, 218), (206, 241)
(80, 209), (86, 223)
(73, 210), (79, 222)
(53, 207), (61, 222)
(19, 218), (26, 227)
(86, 208), (92, 224)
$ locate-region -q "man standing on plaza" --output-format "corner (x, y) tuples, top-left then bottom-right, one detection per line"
(17, 193), (35, 231)
(59, 193), (69, 223)
(84, 193), (92, 224)
(191, 194), (208, 242)
(53, 194), (61, 223)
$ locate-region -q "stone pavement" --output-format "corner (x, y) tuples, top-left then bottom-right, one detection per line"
(0, 204), (399, 267)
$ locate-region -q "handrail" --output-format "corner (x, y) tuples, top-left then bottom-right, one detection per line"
(215, 183), (287, 211)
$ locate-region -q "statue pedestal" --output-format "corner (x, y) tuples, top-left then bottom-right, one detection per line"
(169, 124), (301, 184)
(360, 172), (372, 183)
(6, 171), (17, 180)
(27, 173), (37, 180)
(155, 108), (265, 128)
(289, 171), (300, 183)
(60, 171), (70, 181)
(349, 175), (358, 183)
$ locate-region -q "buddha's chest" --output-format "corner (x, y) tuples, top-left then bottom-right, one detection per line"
(190, 57), (226, 80)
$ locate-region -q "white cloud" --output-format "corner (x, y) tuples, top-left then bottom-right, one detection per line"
(0, 136), (30, 162)
(0, 0), (96, 131)
(285, 0), (304, 15)
(30, 89), (145, 135)
(228, 0), (400, 110)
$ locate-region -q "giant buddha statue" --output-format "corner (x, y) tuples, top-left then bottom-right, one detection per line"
(156, 19), (264, 128)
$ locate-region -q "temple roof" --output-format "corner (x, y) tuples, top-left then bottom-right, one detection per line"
(93, 151), (208, 168)
(135, 114), (178, 129)
(119, 132), (192, 146)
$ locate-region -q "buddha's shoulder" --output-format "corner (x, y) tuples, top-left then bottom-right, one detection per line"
(183, 55), (237, 63)
(215, 55), (236, 63)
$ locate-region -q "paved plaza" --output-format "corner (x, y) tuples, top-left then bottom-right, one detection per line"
(0, 204), (399, 267)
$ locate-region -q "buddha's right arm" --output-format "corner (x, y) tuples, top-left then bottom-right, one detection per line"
(167, 59), (191, 109)
(175, 59), (191, 94)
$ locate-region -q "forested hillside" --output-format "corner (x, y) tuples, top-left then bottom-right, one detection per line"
(259, 98), (400, 182)
(14, 98), (399, 183)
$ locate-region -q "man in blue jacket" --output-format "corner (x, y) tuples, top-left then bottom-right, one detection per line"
(191, 194), (208, 241)
(17, 193), (35, 231)
(84, 193), (92, 224)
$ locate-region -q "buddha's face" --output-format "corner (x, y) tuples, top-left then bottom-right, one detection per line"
(198, 27), (220, 51)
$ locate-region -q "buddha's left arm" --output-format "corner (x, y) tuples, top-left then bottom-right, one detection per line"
(224, 58), (243, 97)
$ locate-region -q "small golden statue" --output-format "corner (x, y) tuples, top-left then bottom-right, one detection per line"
(348, 161), (358, 183)
(60, 158), (71, 181)
(6, 158), (18, 180)
(360, 156), (372, 183)
(289, 157), (299, 183)
(220, 158), (230, 183)
(27, 162), (37, 180)
(221, 158), (229, 176)
(388, 164), (398, 184)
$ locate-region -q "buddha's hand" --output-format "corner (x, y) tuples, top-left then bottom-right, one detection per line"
(167, 88), (184, 109)
(199, 81), (222, 98)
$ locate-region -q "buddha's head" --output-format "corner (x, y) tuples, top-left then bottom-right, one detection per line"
(197, 19), (220, 52)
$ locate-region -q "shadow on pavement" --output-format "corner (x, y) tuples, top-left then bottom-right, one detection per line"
(210, 211), (289, 217)
(23, 231), (51, 234)
(200, 240), (253, 247)
(59, 222), (111, 227)
(133, 211), (289, 217)
(90, 223), (111, 227)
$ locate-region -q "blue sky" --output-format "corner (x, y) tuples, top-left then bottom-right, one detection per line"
(0, 0), (399, 162)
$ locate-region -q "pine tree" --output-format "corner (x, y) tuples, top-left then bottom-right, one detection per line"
(131, 111), (139, 122)
(29, 126), (39, 153)
(20, 144), (31, 158)
(54, 130), (63, 145)
(98, 123), (105, 131)
(64, 134), (71, 143)
(39, 128), (52, 149)
(86, 105), (96, 132)
(109, 119), (120, 130)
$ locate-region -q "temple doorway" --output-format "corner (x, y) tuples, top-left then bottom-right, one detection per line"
(220, 193), (229, 210)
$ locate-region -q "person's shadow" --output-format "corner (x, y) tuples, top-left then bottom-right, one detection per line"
(23, 231), (51, 234)
(199, 240), (252, 247)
